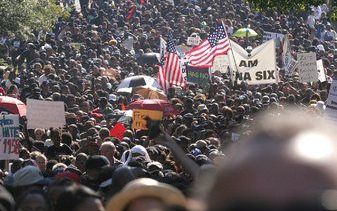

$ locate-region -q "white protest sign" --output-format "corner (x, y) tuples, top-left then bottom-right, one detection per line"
(0, 115), (20, 160)
(317, 59), (326, 82)
(211, 55), (229, 73)
(27, 99), (66, 129)
(325, 79), (337, 122)
(282, 35), (297, 75)
(187, 36), (201, 46)
(297, 52), (318, 83)
(229, 39), (279, 85)
(263, 32), (284, 48)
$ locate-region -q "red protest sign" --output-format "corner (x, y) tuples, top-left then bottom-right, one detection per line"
(109, 122), (126, 141)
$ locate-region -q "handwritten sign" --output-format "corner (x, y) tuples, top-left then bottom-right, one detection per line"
(297, 52), (318, 83)
(132, 109), (163, 130)
(27, 99), (66, 129)
(186, 66), (210, 90)
(211, 55), (229, 73)
(0, 115), (20, 160)
(187, 36), (201, 46)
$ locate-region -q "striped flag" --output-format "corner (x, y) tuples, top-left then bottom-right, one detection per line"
(126, 5), (136, 21)
(157, 33), (186, 93)
(126, 0), (145, 21)
(185, 23), (230, 68)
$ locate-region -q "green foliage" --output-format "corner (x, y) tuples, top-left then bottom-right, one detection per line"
(245, 0), (325, 13)
(331, 0), (337, 22)
(245, 0), (337, 23)
(0, 0), (69, 37)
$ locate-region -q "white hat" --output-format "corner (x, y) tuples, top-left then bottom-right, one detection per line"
(317, 44), (325, 52)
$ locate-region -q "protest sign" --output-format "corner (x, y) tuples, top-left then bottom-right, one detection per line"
(0, 115), (20, 160)
(110, 122), (126, 140)
(297, 52), (318, 83)
(132, 109), (163, 130)
(229, 39), (279, 85)
(263, 32), (284, 48)
(282, 35), (297, 75)
(211, 55), (229, 73)
(187, 36), (201, 46)
(317, 59), (327, 82)
(186, 66), (211, 90)
(325, 79), (337, 122)
(26, 99), (66, 129)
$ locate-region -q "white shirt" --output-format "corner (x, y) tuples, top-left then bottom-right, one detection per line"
(307, 15), (316, 29)
(38, 74), (48, 86)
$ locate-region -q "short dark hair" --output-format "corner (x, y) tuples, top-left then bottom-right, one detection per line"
(55, 185), (101, 211)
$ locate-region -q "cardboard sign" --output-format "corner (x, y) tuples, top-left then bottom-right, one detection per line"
(0, 115), (20, 160)
(229, 39), (279, 85)
(110, 122), (126, 140)
(317, 59), (327, 82)
(186, 66), (211, 90)
(325, 79), (337, 121)
(211, 55), (229, 73)
(132, 109), (163, 130)
(27, 99), (66, 129)
(297, 52), (318, 83)
(187, 36), (201, 46)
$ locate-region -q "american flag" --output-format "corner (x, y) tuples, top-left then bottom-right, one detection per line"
(157, 33), (186, 93)
(186, 24), (230, 68)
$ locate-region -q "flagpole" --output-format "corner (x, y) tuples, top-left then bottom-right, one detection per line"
(221, 20), (239, 86)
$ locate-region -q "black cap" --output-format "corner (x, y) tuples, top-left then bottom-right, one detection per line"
(85, 155), (109, 170)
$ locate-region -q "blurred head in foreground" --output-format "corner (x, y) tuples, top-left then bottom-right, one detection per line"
(106, 178), (186, 211)
(207, 111), (337, 211)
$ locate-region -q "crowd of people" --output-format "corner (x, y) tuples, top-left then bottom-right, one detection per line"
(0, 0), (337, 210)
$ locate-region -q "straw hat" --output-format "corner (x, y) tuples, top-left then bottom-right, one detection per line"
(106, 178), (186, 211)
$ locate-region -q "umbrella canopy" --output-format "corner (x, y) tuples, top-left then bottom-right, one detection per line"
(117, 75), (160, 91)
(133, 86), (167, 100)
(127, 99), (176, 116)
(232, 28), (258, 38)
(0, 96), (26, 117)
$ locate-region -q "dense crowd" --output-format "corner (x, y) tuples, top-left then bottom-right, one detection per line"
(0, 0), (337, 211)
